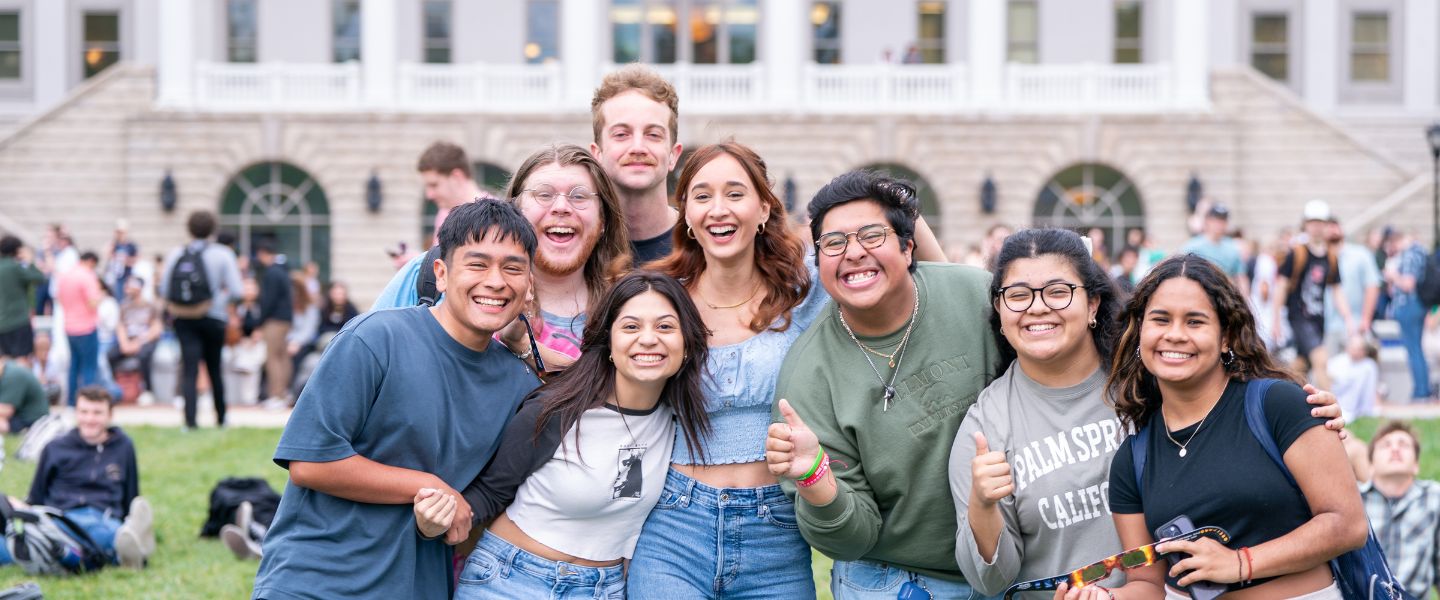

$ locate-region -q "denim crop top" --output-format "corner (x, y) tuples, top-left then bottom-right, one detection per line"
(672, 262), (829, 465)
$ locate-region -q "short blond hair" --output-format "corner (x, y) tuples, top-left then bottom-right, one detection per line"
(590, 64), (680, 145)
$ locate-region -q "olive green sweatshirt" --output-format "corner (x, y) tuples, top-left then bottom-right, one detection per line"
(775, 263), (1000, 581)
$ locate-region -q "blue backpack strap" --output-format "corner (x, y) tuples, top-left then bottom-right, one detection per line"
(1130, 423), (1151, 496)
(1239, 378), (1298, 489)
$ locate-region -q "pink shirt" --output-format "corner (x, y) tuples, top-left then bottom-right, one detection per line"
(57, 267), (102, 335)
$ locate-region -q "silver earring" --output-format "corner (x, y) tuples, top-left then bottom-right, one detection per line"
(1135, 346), (1141, 359)
(1223, 349), (1236, 366)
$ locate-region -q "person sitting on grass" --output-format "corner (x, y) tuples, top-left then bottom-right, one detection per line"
(1360, 420), (1440, 600)
(4, 386), (155, 568)
(0, 357), (48, 434)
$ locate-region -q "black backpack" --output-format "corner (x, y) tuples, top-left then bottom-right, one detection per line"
(1417, 248), (1440, 309)
(415, 245), (443, 307)
(200, 477), (281, 537)
(166, 243), (213, 318)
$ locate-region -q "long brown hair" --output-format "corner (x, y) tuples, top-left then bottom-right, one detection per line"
(505, 144), (632, 311)
(1107, 254), (1300, 432)
(533, 271), (711, 462)
(649, 141), (810, 333)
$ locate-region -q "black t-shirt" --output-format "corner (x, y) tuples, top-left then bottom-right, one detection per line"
(631, 227), (675, 266)
(1278, 247), (1339, 322)
(1109, 379), (1325, 591)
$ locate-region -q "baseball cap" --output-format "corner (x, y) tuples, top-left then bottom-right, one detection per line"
(1206, 204), (1230, 220)
(1303, 199), (1332, 223)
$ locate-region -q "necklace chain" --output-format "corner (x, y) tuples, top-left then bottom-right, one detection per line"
(837, 279), (920, 411)
(1162, 388), (1224, 458)
(700, 281), (761, 310)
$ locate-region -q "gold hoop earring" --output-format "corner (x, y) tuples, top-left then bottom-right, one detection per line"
(686, 226), (696, 240)
(757, 222), (767, 235)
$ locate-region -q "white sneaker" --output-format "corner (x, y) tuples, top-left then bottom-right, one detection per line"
(124, 496), (156, 556)
(235, 501), (253, 534)
(137, 391), (156, 406)
(114, 527), (145, 569)
(220, 524), (261, 560)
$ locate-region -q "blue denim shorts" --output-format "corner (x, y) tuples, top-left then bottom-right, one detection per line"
(832, 559), (987, 600)
(627, 468), (814, 599)
(455, 530), (625, 600)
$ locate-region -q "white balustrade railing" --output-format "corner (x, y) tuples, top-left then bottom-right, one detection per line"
(1005, 63), (1172, 112)
(803, 64), (969, 112)
(186, 61), (1191, 114)
(399, 62), (562, 111)
(195, 62), (362, 111)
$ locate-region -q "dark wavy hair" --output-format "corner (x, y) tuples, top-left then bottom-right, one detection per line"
(650, 141), (810, 333)
(808, 170), (920, 273)
(1107, 254), (1300, 432)
(989, 228), (1120, 372)
(533, 270), (711, 462)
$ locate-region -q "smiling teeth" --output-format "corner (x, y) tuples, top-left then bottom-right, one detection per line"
(633, 355), (663, 363)
(477, 298), (506, 307)
(845, 271), (877, 284)
(547, 226), (575, 234)
(708, 226), (737, 235)
(1160, 351), (1191, 359)
(1025, 324), (1057, 332)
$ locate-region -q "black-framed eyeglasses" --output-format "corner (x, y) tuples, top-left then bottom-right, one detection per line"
(996, 282), (1085, 313)
(522, 184), (595, 208)
(816, 224), (892, 257)
(1002, 526), (1231, 599)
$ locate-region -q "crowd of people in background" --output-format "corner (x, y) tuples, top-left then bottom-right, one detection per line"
(0, 216), (361, 428)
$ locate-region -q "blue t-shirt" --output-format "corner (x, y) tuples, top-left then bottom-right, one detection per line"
(252, 307), (539, 600)
(1182, 235), (1243, 278)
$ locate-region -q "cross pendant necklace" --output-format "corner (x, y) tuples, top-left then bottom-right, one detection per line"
(837, 279), (920, 411)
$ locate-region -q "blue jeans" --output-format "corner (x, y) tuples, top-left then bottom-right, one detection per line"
(1395, 299), (1431, 401)
(455, 530), (625, 600)
(832, 559), (990, 600)
(628, 468), (814, 599)
(0, 507), (121, 565)
(66, 331), (99, 406)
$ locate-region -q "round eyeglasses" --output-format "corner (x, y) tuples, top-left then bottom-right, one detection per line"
(523, 184), (595, 209)
(996, 282), (1085, 313)
(816, 224), (892, 257)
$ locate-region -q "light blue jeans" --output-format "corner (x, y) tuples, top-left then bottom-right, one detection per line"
(455, 530), (625, 600)
(628, 468), (814, 599)
(831, 559), (992, 600)
(1395, 299), (1431, 401)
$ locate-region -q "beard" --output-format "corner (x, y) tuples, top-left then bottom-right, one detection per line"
(537, 227), (602, 277)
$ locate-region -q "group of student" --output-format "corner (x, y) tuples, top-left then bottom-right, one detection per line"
(250, 64), (1370, 600)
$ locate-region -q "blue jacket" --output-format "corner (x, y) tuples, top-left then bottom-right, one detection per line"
(27, 427), (139, 519)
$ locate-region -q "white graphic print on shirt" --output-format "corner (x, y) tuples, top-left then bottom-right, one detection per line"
(611, 444), (646, 500)
(1013, 416), (1123, 531)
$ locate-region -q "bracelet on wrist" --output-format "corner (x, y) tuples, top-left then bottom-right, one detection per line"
(798, 458), (830, 488)
(800, 449), (826, 481)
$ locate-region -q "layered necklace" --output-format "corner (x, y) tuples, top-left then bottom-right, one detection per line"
(836, 279), (920, 412)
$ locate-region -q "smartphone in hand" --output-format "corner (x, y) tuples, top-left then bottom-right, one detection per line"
(1155, 515), (1227, 600)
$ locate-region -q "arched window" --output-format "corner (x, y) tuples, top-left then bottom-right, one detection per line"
(420, 161), (513, 246)
(219, 162), (331, 280)
(1033, 163), (1145, 261)
(858, 162), (941, 233)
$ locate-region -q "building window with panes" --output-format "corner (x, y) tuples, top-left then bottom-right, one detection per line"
(1250, 13), (1288, 83)
(227, 0), (257, 63)
(611, 0), (677, 63)
(1007, 0), (1037, 64)
(82, 12), (120, 79)
(811, 1), (841, 64)
(423, 1), (451, 63)
(526, 0), (559, 63)
(609, 0), (755, 64)
(916, 1), (945, 64)
(332, 0), (360, 63)
(0, 11), (19, 80)
(1113, 0), (1141, 64)
(691, 0), (757, 64)
(1349, 12), (1389, 82)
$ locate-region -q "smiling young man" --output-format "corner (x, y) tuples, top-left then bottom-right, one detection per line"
(589, 64), (684, 264)
(252, 200), (542, 600)
(766, 170), (1000, 598)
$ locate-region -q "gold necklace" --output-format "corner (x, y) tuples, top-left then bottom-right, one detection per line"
(700, 282), (761, 310)
(1162, 388), (1224, 458)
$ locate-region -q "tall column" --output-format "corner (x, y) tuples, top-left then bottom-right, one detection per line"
(361, 0), (397, 109)
(764, 0), (803, 106)
(33, 0), (68, 111)
(1404, 0), (1438, 112)
(157, 0), (196, 108)
(562, 0), (601, 107)
(1172, 0), (1209, 109)
(968, 0), (1004, 108)
(1302, 0), (1338, 112)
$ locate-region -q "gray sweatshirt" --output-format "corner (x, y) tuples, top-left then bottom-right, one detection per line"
(947, 362), (1126, 597)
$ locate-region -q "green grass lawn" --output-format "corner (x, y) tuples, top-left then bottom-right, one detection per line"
(0, 417), (1429, 599)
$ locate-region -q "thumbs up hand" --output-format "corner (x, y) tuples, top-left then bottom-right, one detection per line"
(971, 431), (1014, 508)
(766, 399), (822, 480)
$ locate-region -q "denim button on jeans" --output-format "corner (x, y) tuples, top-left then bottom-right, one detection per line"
(628, 469), (814, 599)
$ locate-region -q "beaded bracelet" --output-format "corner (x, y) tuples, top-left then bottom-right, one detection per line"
(798, 458), (830, 488)
(1240, 546), (1254, 584)
(800, 449), (826, 480)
